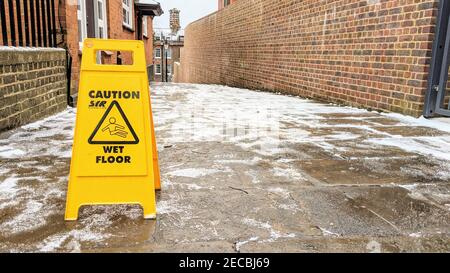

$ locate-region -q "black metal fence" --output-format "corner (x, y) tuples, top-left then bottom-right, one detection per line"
(0, 0), (57, 47)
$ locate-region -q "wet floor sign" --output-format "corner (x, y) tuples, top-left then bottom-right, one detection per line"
(65, 39), (161, 221)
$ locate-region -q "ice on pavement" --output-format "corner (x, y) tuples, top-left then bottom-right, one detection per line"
(1, 83), (450, 252)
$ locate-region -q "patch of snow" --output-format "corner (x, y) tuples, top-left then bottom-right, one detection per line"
(242, 218), (296, 243)
(0, 146), (26, 158)
(278, 203), (299, 211)
(409, 232), (422, 238)
(163, 180), (214, 191)
(367, 137), (450, 161)
(0, 177), (19, 195)
(0, 46), (65, 52)
(383, 112), (450, 134)
(0, 200), (46, 236)
(398, 184), (418, 191)
(39, 234), (71, 252)
(215, 157), (262, 166)
(246, 170), (261, 184)
(318, 227), (340, 237)
(167, 168), (221, 178)
(157, 194), (192, 216)
(235, 236), (259, 252)
(267, 187), (291, 198)
(272, 167), (304, 180)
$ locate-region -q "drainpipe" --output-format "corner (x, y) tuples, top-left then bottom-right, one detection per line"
(66, 51), (73, 106)
(161, 43), (165, 82)
(137, 11), (143, 40)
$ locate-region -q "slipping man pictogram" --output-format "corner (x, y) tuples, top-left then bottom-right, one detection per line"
(102, 117), (128, 138)
(88, 100), (139, 145)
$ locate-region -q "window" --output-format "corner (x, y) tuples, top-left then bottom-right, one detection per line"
(77, 0), (87, 48)
(95, 0), (107, 39)
(155, 64), (161, 75)
(143, 16), (148, 37)
(155, 48), (161, 58)
(166, 48), (172, 59)
(224, 0), (231, 7)
(78, 0), (107, 49)
(122, 0), (133, 29)
(167, 64), (172, 75)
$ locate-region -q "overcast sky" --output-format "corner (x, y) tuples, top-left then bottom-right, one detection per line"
(153, 0), (217, 29)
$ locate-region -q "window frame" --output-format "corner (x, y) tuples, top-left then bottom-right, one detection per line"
(143, 16), (148, 38)
(122, 0), (133, 29)
(77, 0), (87, 49)
(155, 64), (161, 75)
(78, 0), (108, 50)
(155, 48), (161, 59)
(166, 48), (172, 59)
(95, 0), (108, 39)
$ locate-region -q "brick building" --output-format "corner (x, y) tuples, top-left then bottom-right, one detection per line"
(66, 0), (163, 104)
(177, 0), (445, 117)
(152, 8), (184, 82)
(1, 0), (163, 105)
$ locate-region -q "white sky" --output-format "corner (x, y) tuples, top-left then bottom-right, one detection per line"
(153, 0), (218, 29)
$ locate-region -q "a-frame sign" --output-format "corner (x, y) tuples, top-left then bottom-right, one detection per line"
(65, 39), (161, 221)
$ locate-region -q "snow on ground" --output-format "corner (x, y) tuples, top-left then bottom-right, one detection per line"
(1, 83), (450, 252)
(152, 84), (450, 162)
(0, 108), (76, 160)
(167, 168), (222, 178)
(368, 137), (450, 161)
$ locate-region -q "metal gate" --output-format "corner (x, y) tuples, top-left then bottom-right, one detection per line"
(424, 0), (450, 117)
(0, 0), (58, 47)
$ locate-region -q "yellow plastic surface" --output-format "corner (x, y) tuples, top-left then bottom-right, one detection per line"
(65, 39), (161, 221)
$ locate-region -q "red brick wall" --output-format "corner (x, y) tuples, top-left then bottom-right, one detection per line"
(179, 0), (439, 117)
(64, 2), (80, 96)
(103, 1), (154, 65)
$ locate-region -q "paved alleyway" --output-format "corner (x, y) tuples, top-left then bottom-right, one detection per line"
(0, 83), (450, 252)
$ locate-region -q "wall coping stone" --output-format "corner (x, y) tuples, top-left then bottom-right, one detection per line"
(0, 47), (66, 65)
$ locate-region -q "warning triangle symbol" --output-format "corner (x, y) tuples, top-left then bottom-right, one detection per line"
(88, 101), (139, 145)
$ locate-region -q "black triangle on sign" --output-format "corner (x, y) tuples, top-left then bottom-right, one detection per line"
(88, 100), (140, 145)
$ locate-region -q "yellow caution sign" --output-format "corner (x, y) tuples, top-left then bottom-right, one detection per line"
(65, 39), (161, 221)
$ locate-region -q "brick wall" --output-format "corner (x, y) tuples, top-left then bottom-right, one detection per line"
(63, 2), (80, 96)
(178, 0), (439, 117)
(173, 61), (181, 83)
(0, 48), (67, 131)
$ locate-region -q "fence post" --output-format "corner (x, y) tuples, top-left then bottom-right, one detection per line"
(51, 0), (56, 47)
(0, 0), (8, 46)
(15, 0), (23, 46)
(23, 0), (30, 46)
(7, 0), (16, 46)
(30, 0), (36, 46)
(42, 0), (47, 47)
